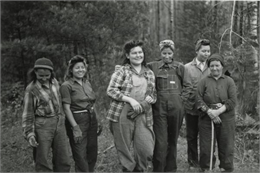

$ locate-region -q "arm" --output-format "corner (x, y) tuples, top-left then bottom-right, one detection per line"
(22, 91), (36, 140)
(22, 90), (38, 147)
(63, 104), (77, 127)
(145, 70), (157, 104)
(107, 68), (125, 101)
(224, 78), (237, 111)
(107, 67), (142, 112)
(181, 65), (195, 109)
(177, 63), (185, 88)
(196, 79), (210, 113)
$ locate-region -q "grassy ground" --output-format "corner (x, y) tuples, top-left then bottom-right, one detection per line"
(1, 117), (259, 172)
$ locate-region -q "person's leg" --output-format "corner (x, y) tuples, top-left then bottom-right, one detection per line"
(199, 117), (217, 171)
(87, 114), (98, 172)
(185, 113), (199, 167)
(111, 106), (136, 172)
(133, 114), (155, 172)
(66, 112), (91, 172)
(216, 118), (235, 172)
(34, 117), (55, 172)
(52, 116), (71, 172)
(165, 95), (184, 172)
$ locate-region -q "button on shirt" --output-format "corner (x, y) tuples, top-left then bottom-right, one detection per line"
(60, 78), (96, 112)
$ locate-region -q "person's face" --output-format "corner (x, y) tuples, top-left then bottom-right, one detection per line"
(35, 69), (51, 85)
(161, 48), (174, 64)
(196, 45), (210, 62)
(126, 46), (144, 66)
(72, 62), (86, 79)
(209, 60), (223, 78)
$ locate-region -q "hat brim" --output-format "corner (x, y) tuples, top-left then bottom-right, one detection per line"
(34, 65), (53, 71)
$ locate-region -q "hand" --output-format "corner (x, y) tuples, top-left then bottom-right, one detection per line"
(28, 136), (39, 147)
(212, 116), (222, 124)
(211, 109), (221, 117)
(129, 98), (143, 114)
(207, 109), (215, 119)
(97, 121), (103, 136)
(145, 95), (153, 104)
(72, 125), (83, 143)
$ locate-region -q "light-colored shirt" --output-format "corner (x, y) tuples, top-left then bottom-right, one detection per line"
(196, 58), (205, 71)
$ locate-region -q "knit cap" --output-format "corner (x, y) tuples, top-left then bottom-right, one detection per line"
(207, 53), (224, 67)
(34, 57), (54, 71)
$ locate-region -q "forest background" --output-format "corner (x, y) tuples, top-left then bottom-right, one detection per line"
(1, 0), (259, 172)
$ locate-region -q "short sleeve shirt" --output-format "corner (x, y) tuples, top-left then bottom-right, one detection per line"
(60, 78), (96, 112)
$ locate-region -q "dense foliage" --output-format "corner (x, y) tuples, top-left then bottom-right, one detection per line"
(1, 1), (259, 171)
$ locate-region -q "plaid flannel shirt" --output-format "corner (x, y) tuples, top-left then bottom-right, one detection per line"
(22, 78), (63, 140)
(106, 64), (157, 126)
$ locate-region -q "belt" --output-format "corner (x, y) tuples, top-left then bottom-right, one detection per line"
(208, 103), (223, 110)
(73, 109), (89, 114)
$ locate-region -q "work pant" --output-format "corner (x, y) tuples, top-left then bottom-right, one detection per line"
(199, 116), (235, 172)
(65, 112), (98, 172)
(185, 113), (199, 167)
(111, 110), (155, 172)
(153, 93), (184, 172)
(34, 115), (71, 172)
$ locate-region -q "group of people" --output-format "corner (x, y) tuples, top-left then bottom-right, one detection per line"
(22, 55), (101, 172)
(107, 39), (237, 172)
(21, 38), (237, 172)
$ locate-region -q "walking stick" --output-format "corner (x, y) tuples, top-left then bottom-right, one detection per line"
(209, 120), (214, 171)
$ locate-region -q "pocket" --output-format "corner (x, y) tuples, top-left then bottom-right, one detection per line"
(35, 117), (46, 127)
(168, 75), (178, 89)
(156, 74), (168, 90)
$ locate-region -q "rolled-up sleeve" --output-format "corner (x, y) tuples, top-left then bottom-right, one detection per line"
(60, 84), (71, 104)
(22, 90), (36, 140)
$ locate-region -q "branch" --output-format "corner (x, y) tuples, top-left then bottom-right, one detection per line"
(219, 28), (230, 53)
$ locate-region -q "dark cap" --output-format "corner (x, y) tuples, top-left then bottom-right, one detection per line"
(207, 53), (224, 67)
(34, 57), (54, 71)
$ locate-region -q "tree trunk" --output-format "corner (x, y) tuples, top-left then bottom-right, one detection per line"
(239, 1), (244, 45)
(257, 1), (260, 116)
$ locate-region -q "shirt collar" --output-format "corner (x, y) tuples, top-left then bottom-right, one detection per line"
(195, 58), (205, 66)
(126, 64), (148, 75)
(69, 77), (87, 84)
(208, 73), (226, 79)
(36, 80), (54, 89)
(158, 60), (175, 69)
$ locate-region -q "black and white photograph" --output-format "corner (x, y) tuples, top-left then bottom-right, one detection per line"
(1, 0), (259, 172)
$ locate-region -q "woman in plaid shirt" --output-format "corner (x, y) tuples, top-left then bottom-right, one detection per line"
(107, 40), (157, 172)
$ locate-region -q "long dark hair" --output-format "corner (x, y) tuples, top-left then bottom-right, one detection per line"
(64, 55), (88, 81)
(121, 40), (147, 66)
(26, 68), (55, 85)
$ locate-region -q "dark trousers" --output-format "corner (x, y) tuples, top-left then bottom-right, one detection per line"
(34, 116), (71, 172)
(199, 116), (235, 172)
(65, 112), (98, 172)
(185, 113), (199, 167)
(153, 94), (184, 172)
